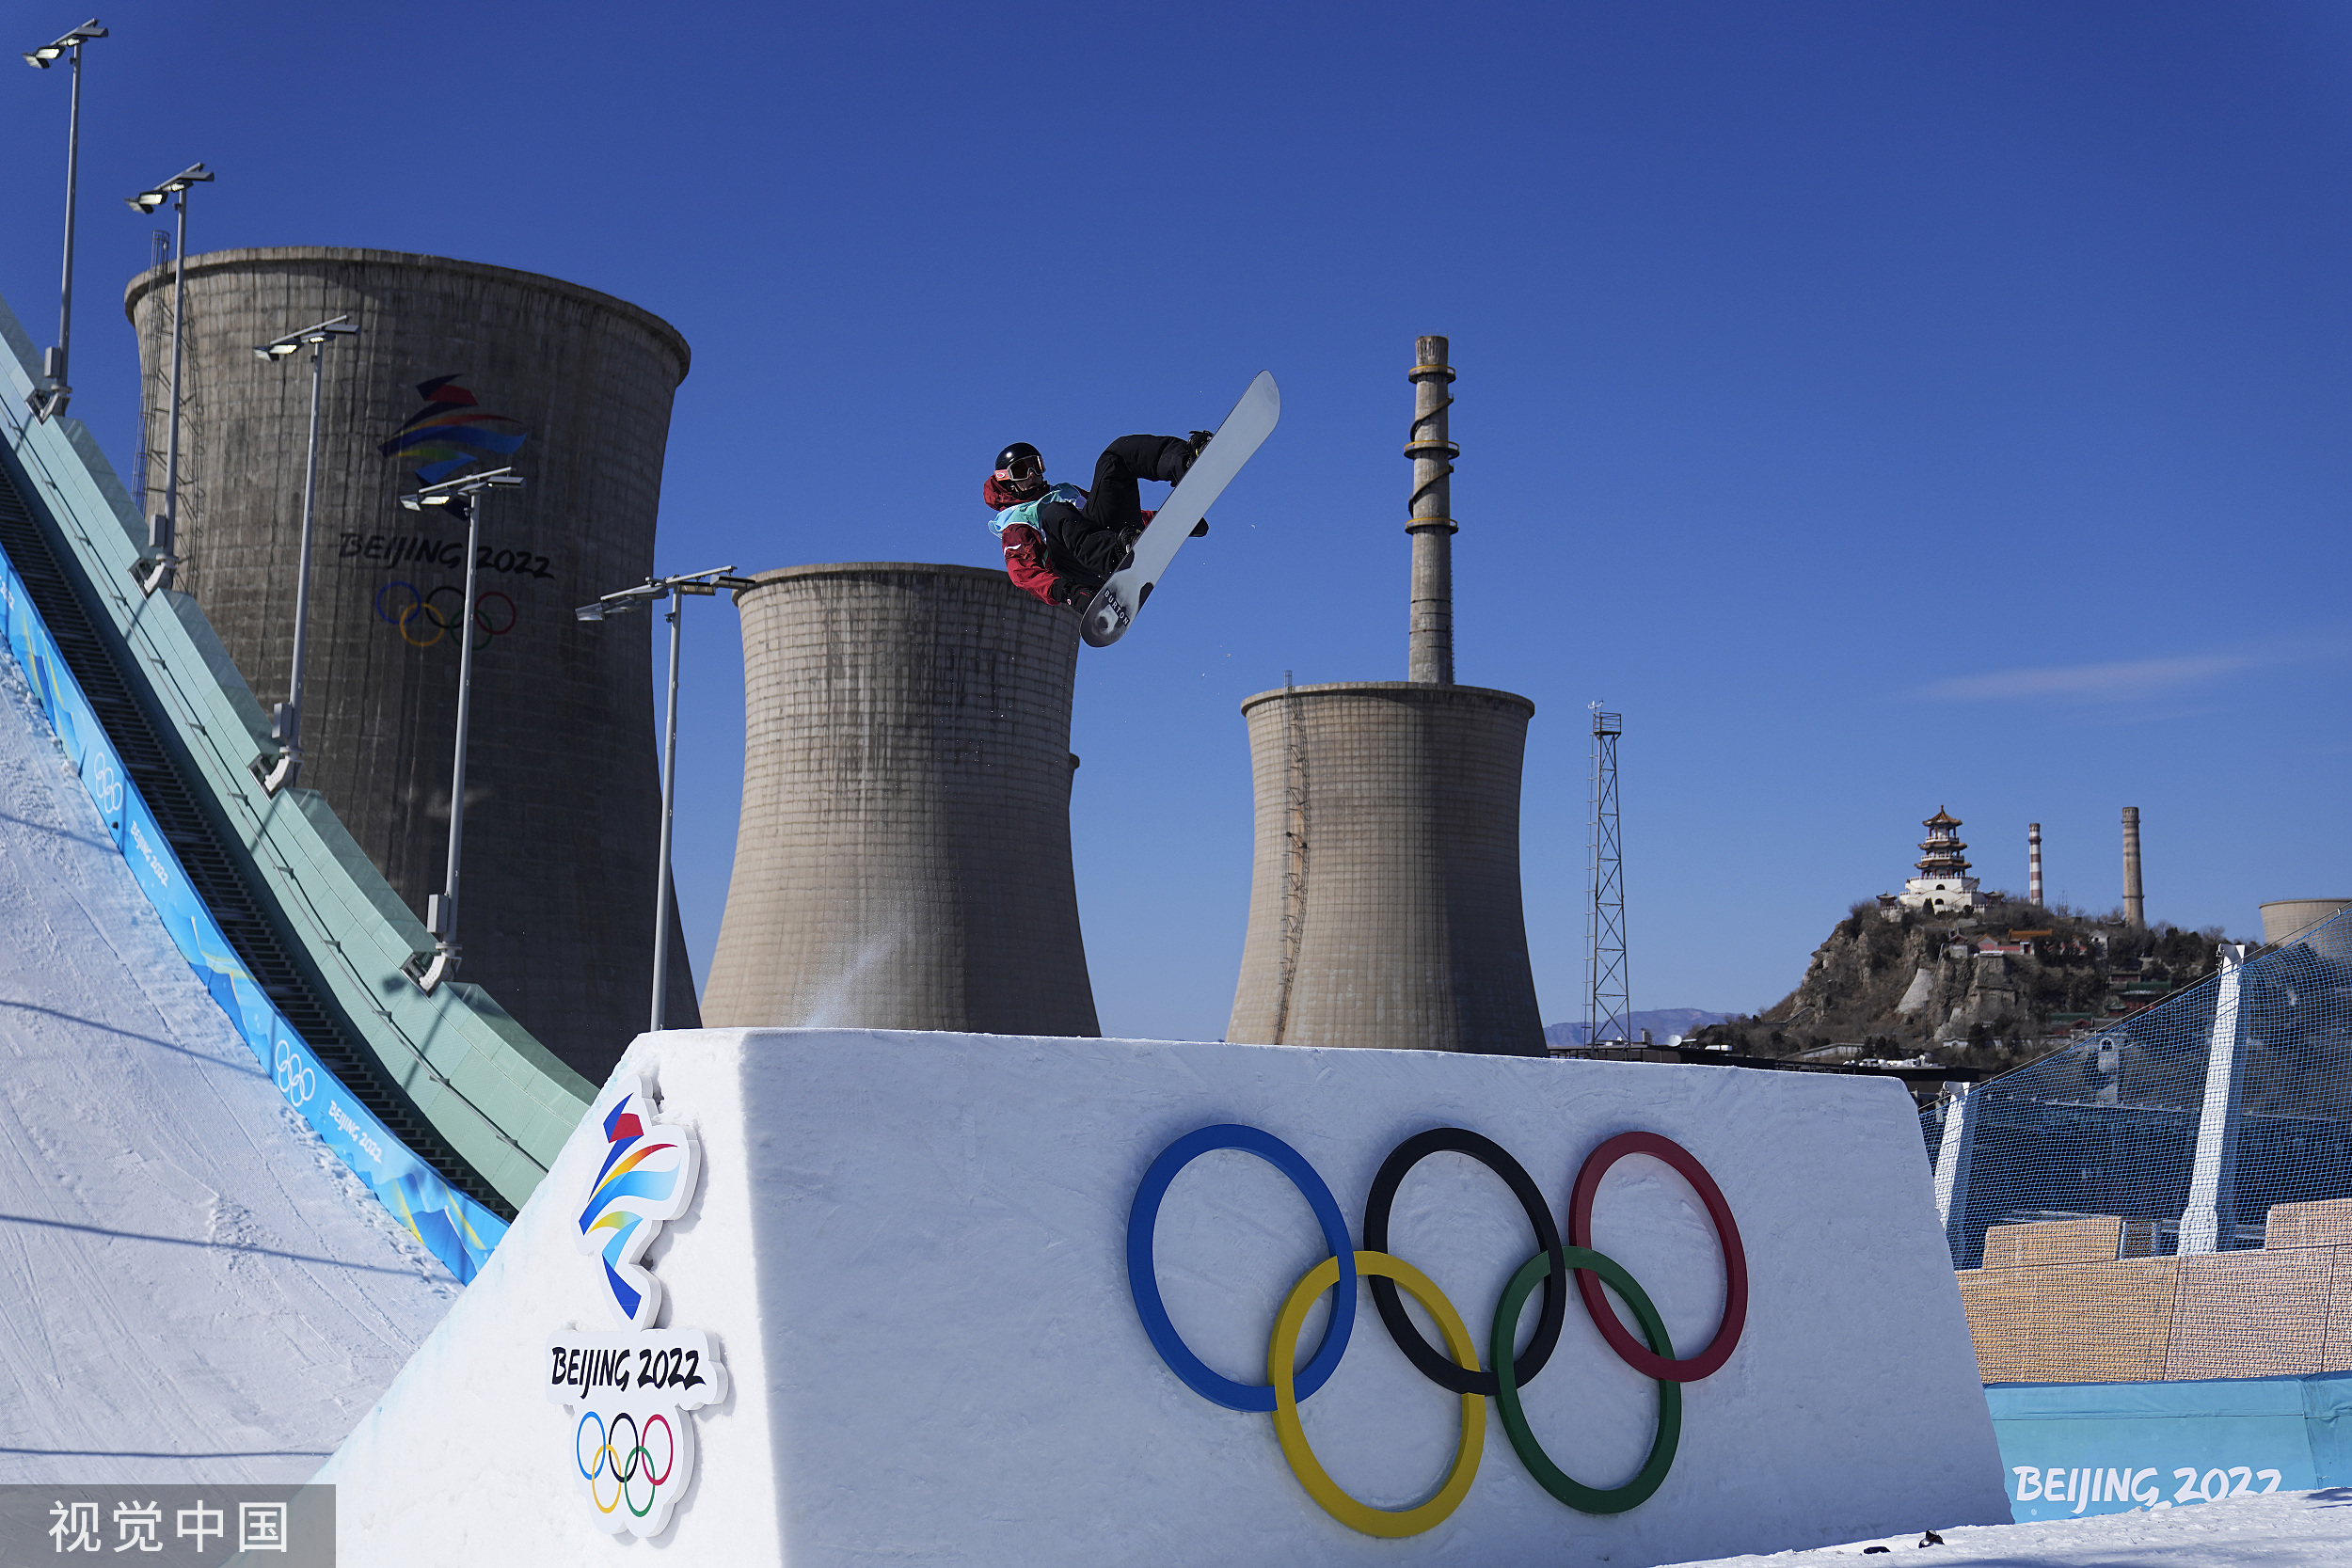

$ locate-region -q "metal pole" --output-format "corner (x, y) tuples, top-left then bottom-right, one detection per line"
(649, 590), (684, 1032)
(278, 336), (327, 766)
(440, 492), (485, 956)
(156, 183), (190, 582)
(44, 40), (87, 416)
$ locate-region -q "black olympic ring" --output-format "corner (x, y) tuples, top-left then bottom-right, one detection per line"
(1361, 1127), (1566, 1398)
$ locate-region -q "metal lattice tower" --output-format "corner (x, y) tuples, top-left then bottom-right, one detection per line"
(1587, 706), (1628, 1045)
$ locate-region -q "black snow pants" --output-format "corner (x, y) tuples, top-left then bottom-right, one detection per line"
(1033, 435), (1198, 589)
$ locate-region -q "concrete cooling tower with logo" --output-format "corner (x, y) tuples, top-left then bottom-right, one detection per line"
(124, 247), (696, 1081)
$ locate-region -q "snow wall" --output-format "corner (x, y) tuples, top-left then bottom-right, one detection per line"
(0, 283), (596, 1274)
(323, 1028), (2012, 1564)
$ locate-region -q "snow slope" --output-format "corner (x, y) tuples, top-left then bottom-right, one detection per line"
(1664, 1486), (2352, 1565)
(0, 656), (456, 1483)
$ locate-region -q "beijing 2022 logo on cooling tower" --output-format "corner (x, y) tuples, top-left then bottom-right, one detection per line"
(1127, 1125), (1747, 1538)
(545, 1073), (728, 1538)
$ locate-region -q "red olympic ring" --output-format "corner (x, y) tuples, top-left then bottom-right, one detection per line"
(1566, 1131), (1748, 1382)
(639, 1414), (675, 1486)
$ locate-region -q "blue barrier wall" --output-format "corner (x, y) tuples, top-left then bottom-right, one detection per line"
(1990, 1372), (2352, 1520)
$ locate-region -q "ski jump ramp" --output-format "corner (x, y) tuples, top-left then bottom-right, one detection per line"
(0, 284), (594, 1286)
(0, 656), (453, 1483)
(325, 1027), (2009, 1564)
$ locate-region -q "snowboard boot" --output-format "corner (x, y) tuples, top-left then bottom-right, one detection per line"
(1189, 515), (1209, 537)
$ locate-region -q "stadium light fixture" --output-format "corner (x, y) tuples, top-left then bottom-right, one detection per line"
(23, 19), (108, 420)
(575, 565), (756, 1030)
(247, 314), (362, 794)
(400, 468), (526, 994)
(128, 163), (215, 595)
(23, 20), (105, 66)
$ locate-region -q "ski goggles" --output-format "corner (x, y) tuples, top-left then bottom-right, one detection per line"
(995, 454), (1045, 482)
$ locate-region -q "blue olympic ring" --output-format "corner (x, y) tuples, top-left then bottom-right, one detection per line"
(1125, 1123), (1358, 1413)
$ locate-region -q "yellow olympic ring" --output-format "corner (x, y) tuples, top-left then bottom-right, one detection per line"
(398, 603), (444, 648)
(1268, 1250), (1485, 1538)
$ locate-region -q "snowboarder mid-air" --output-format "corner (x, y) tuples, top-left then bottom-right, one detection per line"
(985, 432), (1213, 610)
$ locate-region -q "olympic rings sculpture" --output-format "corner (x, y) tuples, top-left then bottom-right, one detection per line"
(574, 1409), (676, 1520)
(373, 579), (518, 649)
(1126, 1123), (1748, 1538)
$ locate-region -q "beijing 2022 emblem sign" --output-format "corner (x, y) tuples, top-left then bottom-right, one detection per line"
(545, 1073), (728, 1537)
(1127, 1124), (1747, 1538)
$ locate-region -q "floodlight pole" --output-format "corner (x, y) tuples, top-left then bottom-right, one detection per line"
(649, 593), (685, 1031)
(252, 317), (358, 792)
(576, 565), (751, 1031)
(143, 167), (211, 593)
(405, 467), (521, 994)
(30, 26), (103, 420)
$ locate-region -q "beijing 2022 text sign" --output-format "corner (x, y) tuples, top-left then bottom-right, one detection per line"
(1128, 1123), (1746, 1538)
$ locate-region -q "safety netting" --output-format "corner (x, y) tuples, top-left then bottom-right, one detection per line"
(1921, 906), (2352, 1270)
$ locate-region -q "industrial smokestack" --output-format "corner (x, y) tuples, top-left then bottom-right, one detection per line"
(1406, 336), (1456, 685)
(1228, 335), (1543, 1055)
(2122, 806), (2145, 930)
(2028, 822), (2042, 909)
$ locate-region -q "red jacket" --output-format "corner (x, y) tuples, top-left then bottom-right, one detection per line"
(997, 522), (1061, 606)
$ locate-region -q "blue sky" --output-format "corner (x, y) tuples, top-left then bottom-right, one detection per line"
(3, 2), (2346, 1041)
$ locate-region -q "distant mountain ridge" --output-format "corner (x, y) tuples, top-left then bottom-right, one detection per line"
(1543, 1009), (1732, 1049)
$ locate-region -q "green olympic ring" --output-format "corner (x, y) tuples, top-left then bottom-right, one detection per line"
(1492, 1245), (1680, 1513)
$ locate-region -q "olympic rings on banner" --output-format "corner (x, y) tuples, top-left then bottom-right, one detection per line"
(1271, 1251), (1484, 1538)
(1125, 1122), (1746, 1537)
(1362, 1127), (1565, 1397)
(1568, 1131), (1749, 1381)
(373, 579), (521, 649)
(1126, 1124), (1357, 1412)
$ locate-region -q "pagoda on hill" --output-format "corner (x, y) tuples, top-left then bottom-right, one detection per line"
(1885, 806), (1993, 916)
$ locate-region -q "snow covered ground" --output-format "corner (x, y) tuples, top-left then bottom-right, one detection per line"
(0, 657), (455, 1483)
(1666, 1487), (2352, 1566)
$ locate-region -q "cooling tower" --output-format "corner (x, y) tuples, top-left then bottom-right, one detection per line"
(700, 563), (1098, 1035)
(1227, 337), (1543, 1055)
(123, 247), (696, 1082)
(2260, 899), (2352, 946)
(1226, 682), (1543, 1053)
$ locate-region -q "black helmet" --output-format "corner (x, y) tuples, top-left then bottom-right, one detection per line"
(993, 442), (1043, 480)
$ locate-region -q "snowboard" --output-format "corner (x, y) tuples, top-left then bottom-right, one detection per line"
(1080, 370), (1279, 648)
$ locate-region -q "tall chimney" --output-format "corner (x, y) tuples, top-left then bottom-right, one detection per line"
(1406, 336), (1456, 685)
(2027, 822), (2043, 909)
(2122, 806), (2145, 930)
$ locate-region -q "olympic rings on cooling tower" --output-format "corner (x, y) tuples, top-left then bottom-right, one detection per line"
(575, 1410), (676, 1520)
(373, 580), (518, 648)
(1125, 1123), (1749, 1537)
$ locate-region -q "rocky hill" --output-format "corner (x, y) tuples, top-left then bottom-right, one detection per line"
(1689, 901), (2234, 1078)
